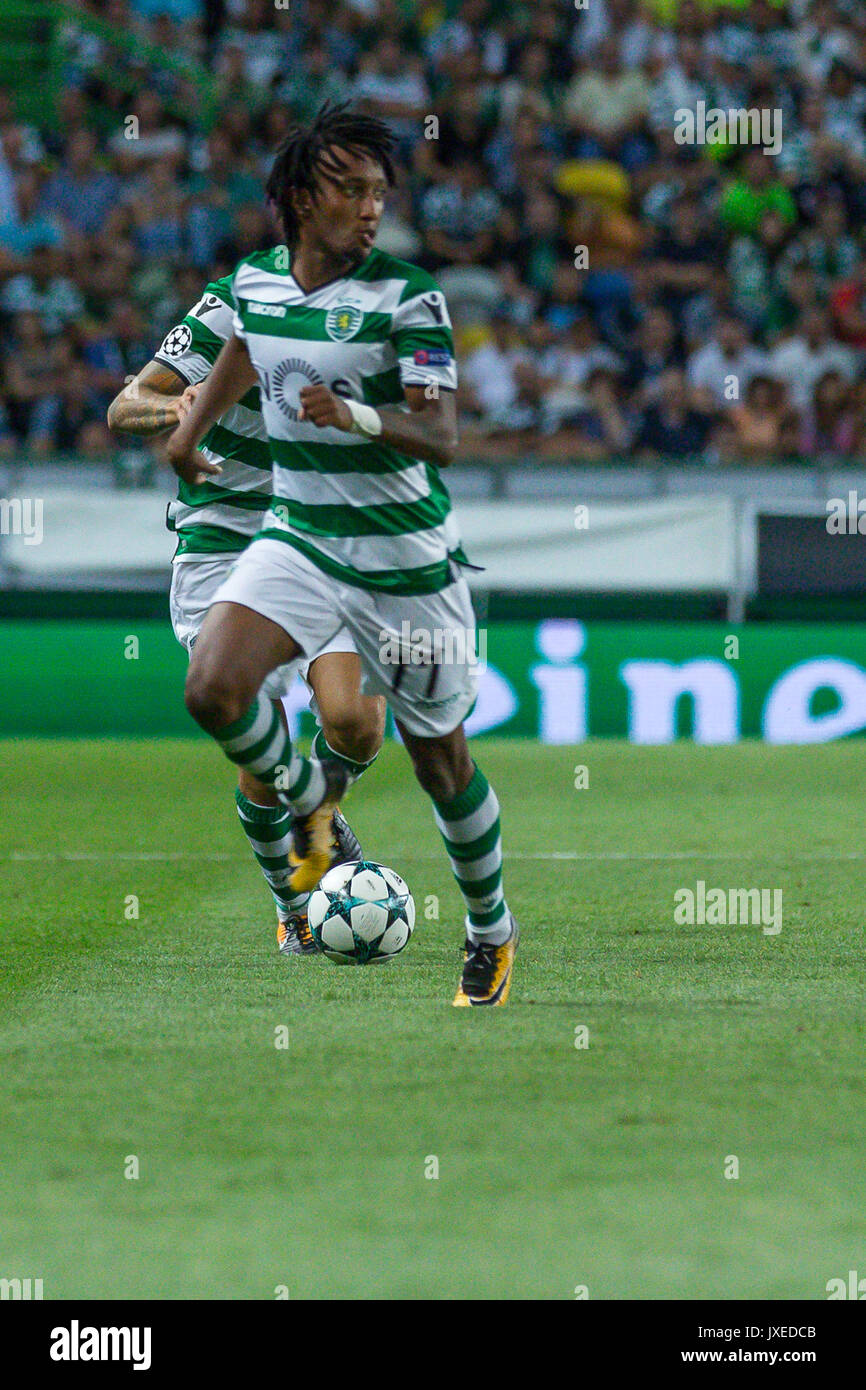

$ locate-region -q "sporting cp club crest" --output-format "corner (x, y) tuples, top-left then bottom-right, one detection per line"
(325, 304), (363, 342)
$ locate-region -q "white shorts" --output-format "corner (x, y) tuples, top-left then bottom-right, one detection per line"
(211, 538), (479, 738)
(170, 555), (357, 701)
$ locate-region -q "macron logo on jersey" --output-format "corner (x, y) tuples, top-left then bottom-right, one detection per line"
(248, 301), (286, 318)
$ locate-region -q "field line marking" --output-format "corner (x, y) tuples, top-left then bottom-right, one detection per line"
(4, 850), (864, 863)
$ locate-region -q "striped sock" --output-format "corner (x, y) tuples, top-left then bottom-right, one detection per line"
(432, 763), (511, 946)
(235, 791), (309, 921)
(215, 696), (325, 815)
(312, 727), (378, 788)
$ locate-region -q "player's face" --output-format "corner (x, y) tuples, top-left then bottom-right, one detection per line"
(305, 149), (388, 265)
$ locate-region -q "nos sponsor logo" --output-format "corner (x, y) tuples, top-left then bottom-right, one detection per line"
(270, 357), (324, 422)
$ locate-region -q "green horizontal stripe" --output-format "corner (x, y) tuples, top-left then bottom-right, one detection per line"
(256, 530), (454, 596)
(235, 791), (291, 829)
(269, 486), (450, 539)
(233, 246), (440, 307)
(184, 317), (222, 365)
(217, 700), (262, 744)
(362, 365), (403, 407)
(242, 817), (292, 845)
(181, 338), (260, 413)
(251, 848), (291, 870)
(239, 303), (392, 343)
(438, 770), (491, 820)
(226, 709), (282, 768)
(236, 248), (291, 279)
(203, 278), (234, 307)
(393, 328), (454, 355)
(201, 420), (270, 468)
(453, 867), (503, 901)
(442, 821), (502, 863)
(398, 279), (441, 304)
(239, 818), (293, 846)
(355, 252), (433, 301)
(173, 524), (250, 557)
(467, 900), (508, 929)
(287, 756), (312, 799)
(269, 437), (424, 476)
(178, 480), (272, 511)
(425, 461), (451, 509)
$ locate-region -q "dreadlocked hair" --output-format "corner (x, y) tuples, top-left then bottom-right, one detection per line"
(266, 101), (397, 248)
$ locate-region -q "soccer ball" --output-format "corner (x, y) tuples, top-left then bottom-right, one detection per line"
(307, 860), (415, 964)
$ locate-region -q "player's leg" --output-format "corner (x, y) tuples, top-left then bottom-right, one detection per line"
(185, 538), (349, 892)
(235, 731), (319, 958)
(335, 572), (516, 1005)
(284, 638), (385, 866)
(396, 718), (517, 1007)
(232, 634), (381, 950)
(234, 654), (382, 954)
(306, 645), (385, 788)
(171, 558), (313, 950)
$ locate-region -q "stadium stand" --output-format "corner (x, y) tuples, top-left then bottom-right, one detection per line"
(2, 0), (866, 623)
(0, 0), (863, 467)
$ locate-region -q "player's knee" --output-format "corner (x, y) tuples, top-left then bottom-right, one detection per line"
(322, 696), (385, 763)
(185, 665), (247, 733)
(353, 696), (387, 760)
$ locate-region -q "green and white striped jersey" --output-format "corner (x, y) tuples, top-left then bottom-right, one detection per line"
(230, 245), (465, 596)
(154, 277), (273, 561)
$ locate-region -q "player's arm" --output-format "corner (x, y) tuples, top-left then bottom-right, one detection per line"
(298, 382), (459, 468)
(165, 333), (257, 484)
(106, 359), (187, 436)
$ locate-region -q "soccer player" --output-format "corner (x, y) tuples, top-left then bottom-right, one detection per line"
(106, 284), (386, 956)
(165, 103), (517, 1006)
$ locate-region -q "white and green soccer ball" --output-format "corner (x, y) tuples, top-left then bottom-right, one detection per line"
(308, 860), (415, 964)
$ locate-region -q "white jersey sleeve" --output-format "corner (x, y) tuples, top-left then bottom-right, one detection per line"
(154, 283), (236, 386)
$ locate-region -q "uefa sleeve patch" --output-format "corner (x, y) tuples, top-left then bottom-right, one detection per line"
(413, 348), (451, 366)
(159, 324), (192, 357)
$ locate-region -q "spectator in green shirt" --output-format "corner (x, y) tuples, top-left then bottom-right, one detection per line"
(720, 148), (797, 236)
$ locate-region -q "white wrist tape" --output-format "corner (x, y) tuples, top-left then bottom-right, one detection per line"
(345, 399), (383, 438)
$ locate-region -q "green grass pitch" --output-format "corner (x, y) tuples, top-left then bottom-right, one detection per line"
(1, 737), (865, 1300)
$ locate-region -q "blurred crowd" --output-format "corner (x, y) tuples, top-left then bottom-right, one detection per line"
(1, 0), (866, 464)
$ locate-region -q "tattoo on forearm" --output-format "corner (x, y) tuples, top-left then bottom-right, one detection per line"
(110, 393), (180, 436)
(108, 360), (186, 436)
